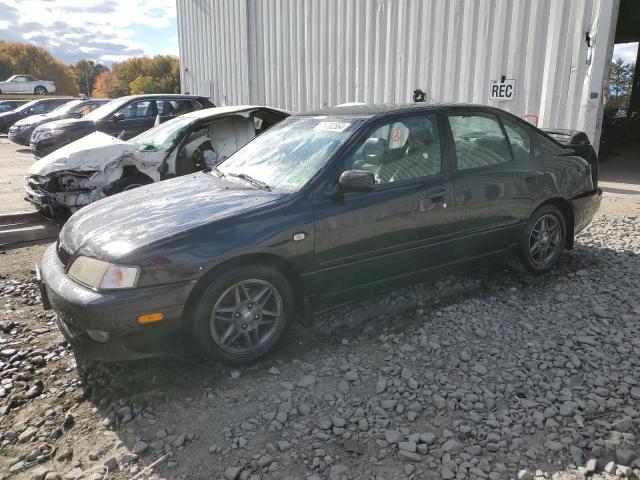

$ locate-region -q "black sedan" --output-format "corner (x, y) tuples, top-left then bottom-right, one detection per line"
(8, 98), (109, 146)
(0, 98), (73, 133)
(30, 94), (215, 158)
(38, 104), (601, 364)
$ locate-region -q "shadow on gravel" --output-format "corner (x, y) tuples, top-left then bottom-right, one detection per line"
(75, 242), (636, 398)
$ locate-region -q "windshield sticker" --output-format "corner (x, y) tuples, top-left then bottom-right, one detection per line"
(313, 121), (352, 132)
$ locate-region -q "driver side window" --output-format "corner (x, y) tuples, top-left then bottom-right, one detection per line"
(120, 100), (156, 119)
(346, 114), (442, 184)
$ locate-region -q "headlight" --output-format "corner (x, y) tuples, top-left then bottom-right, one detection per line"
(68, 256), (140, 290)
(37, 129), (64, 140)
(13, 124), (29, 130)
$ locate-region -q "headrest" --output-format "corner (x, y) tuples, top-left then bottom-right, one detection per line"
(363, 137), (385, 164)
(388, 122), (409, 149)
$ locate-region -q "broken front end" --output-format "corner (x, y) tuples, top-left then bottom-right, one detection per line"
(25, 171), (106, 219)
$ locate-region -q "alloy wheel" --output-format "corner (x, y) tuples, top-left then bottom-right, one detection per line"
(528, 214), (562, 268)
(209, 279), (283, 354)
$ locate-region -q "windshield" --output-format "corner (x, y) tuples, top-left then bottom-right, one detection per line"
(46, 99), (82, 117)
(84, 97), (127, 120)
(218, 116), (360, 192)
(132, 116), (193, 151)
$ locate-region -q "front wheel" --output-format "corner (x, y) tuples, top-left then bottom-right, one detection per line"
(191, 265), (294, 365)
(34, 86), (48, 95)
(514, 205), (567, 274)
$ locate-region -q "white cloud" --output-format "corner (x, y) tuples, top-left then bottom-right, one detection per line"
(0, 0), (176, 65)
(100, 54), (135, 63)
(613, 43), (638, 65)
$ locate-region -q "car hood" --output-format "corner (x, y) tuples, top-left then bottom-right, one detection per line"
(59, 173), (286, 258)
(39, 118), (92, 131)
(29, 132), (136, 176)
(13, 114), (51, 127)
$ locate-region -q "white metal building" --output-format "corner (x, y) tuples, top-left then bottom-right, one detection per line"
(177, 0), (626, 147)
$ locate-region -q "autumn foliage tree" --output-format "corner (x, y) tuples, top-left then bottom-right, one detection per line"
(73, 60), (109, 96)
(92, 55), (180, 98)
(0, 41), (79, 95)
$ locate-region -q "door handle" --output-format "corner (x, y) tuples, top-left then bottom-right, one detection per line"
(524, 175), (537, 182)
(426, 193), (448, 209)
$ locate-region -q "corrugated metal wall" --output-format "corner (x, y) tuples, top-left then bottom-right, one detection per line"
(177, 0), (619, 145)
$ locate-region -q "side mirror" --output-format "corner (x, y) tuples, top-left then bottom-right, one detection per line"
(112, 112), (124, 122)
(338, 170), (375, 191)
(69, 112), (82, 119)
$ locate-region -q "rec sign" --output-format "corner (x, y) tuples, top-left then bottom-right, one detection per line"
(489, 78), (516, 101)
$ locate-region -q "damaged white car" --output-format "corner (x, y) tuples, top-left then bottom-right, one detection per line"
(25, 106), (289, 219)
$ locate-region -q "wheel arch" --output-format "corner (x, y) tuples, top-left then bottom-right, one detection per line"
(532, 196), (575, 249)
(182, 252), (306, 330)
(120, 165), (154, 183)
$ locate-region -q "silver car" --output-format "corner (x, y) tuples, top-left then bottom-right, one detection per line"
(0, 75), (56, 95)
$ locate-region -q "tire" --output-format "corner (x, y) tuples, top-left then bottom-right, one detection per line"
(191, 265), (295, 365)
(34, 86), (48, 95)
(105, 174), (152, 195)
(514, 205), (567, 274)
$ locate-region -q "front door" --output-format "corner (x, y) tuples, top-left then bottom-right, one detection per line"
(445, 110), (544, 259)
(312, 113), (454, 297)
(106, 100), (157, 139)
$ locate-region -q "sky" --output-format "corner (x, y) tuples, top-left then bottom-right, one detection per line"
(0, 0), (178, 67)
(613, 42), (638, 64)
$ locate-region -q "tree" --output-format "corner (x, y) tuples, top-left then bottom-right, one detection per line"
(73, 60), (109, 96)
(92, 70), (118, 98)
(129, 75), (160, 94)
(608, 57), (635, 108)
(91, 55), (180, 98)
(0, 41), (79, 95)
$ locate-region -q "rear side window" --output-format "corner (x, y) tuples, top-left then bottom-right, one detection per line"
(75, 103), (100, 116)
(157, 100), (197, 117)
(448, 113), (511, 170)
(501, 117), (532, 161)
(46, 101), (68, 112)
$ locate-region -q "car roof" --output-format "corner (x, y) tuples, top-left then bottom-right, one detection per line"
(181, 105), (290, 119)
(300, 102), (494, 117)
(116, 94), (210, 101)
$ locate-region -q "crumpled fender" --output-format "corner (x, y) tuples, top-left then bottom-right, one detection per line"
(29, 132), (136, 177)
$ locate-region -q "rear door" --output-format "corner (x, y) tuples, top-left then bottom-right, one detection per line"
(446, 110), (543, 258)
(312, 112), (454, 295)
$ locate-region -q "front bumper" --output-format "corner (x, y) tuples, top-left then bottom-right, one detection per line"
(38, 243), (195, 361)
(25, 175), (102, 218)
(30, 136), (65, 158)
(8, 128), (31, 145)
(571, 188), (602, 235)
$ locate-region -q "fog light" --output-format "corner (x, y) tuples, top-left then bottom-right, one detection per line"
(86, 329), (110, 343)
(137, 312), (164, 324)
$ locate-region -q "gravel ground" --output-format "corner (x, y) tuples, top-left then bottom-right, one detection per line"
(0, 204), (639, 480)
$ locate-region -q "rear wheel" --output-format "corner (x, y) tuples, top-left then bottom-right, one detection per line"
(514, 205), (566, 274)
(34, 86), (48, 95)
(191, 265), (294, 365)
